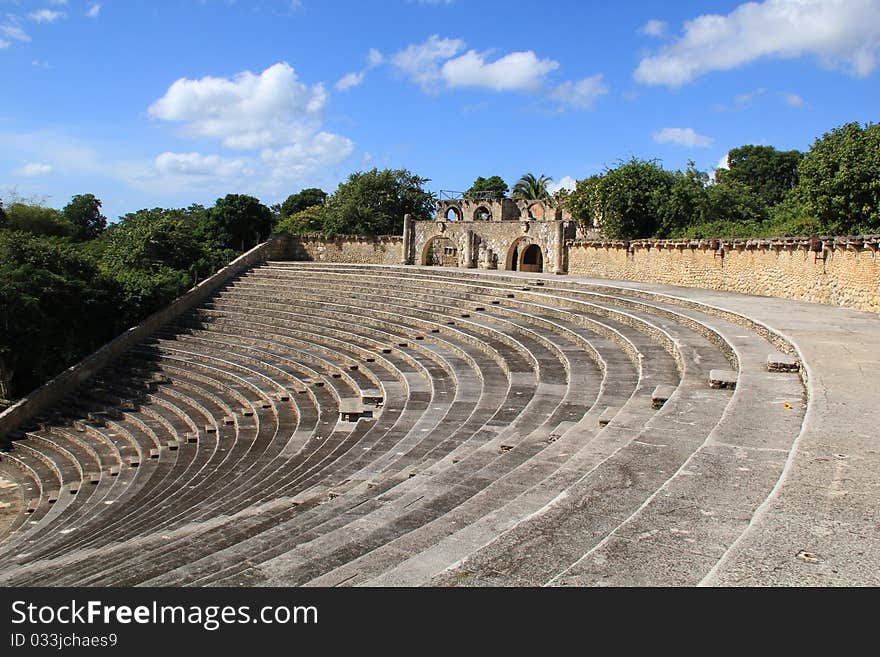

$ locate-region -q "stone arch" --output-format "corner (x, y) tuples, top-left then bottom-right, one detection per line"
(505, 237), (530, 271)
(421, 235), (458, 266)
(520, 244), (543, 273)
(444, 206), (462, 222)
(473, 205), (492, 221)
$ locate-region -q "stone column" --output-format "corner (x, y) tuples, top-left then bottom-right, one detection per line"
(402, 214), (413, 265)
(463, 229), (476, 268)
(553, 221), (566, 274)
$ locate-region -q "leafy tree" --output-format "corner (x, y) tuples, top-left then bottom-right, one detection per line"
(566, 174), (603, 229)
(466, 176), (509, 198)
(3, 202), (74, 237)
(716, 145), (802, 208)
(0, 200), (6, 227)
(512, 173), (553, 200)
(279, 188), (327, 218)
(63, 193), (108, 240)
(569, 159), (674, 238)
(0, 231), (121, 399)
(274, 205), (324, 235)
(705, 179), (768, 225)
(796, 121), (880, 234)
(655, 163), (711, 237)
(208, 194), (274, 251)
(321, 168), (434, 235)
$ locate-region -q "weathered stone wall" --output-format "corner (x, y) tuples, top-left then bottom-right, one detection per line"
(567, 236), (880, 313)
(412, 220), (574, 273)
(0, 234), (292, 441)
(289, 235), (404, 264)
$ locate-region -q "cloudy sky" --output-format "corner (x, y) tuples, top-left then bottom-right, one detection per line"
(1, 0), (878, 219)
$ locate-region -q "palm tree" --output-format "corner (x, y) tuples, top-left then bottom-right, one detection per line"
(512, 173), (553, 200)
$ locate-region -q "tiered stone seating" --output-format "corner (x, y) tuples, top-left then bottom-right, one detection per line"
(0, 258), (843, 586)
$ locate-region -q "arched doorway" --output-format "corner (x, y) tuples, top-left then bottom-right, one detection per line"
(422, 235), (458, 266)
(444, 206), (462, 221)
(473, 206), (492, 221)
(520, 244), (543, 273)
(506, 237), (531, 271)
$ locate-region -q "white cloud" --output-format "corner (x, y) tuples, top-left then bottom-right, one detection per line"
(12, 162), (54, 176)
(260, 132), (354, 180)
(653, 127), (713, 148)
(154, 152), (249, 178)
(148, 62), (328, 150)
(367, 48), (384, 67)
(639, 19), (667, 37)
(87, 3), (101, 18)
(635, 0), (880, 86)
(1, 24), (31, 46)
(783, 92), (804, 107)
(335, 71), (365, 91)
(149, 62), (355, 184)
(547, 176), (576, 194)
(550, 74), (608, 109)
(441, 49), (559, 91)
(28, 9), (64, 23)
(390, 35), (465, 89)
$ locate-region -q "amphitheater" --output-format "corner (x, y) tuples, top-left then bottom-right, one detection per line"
(0, 222), (878, 586)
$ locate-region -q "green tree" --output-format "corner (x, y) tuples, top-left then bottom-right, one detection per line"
(279, 188), (328, 218)
(321, 168), (434, 235)
(570, 159), (674, 239)
(656, 163), (711, 237)
(63, 193), (108, 240)
(3, 202), (74, 237)
(274, 205), (324, 235)
(512, 173), (553, 200)
(566, 174), (603, 229)
(0, 231), (121, 399)
(797, 121), (880, 234)
(0, 200), (6, 227)
(208, 194), (274, 251)
(716, 145), (802, 207)
(466, 176), (509, 198)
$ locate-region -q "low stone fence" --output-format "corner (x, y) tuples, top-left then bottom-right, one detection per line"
(567, 235), (880, 313)
(287, 234), (403, 265)
(0, 234), (291, 441)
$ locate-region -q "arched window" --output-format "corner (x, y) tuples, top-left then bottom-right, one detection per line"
(473, 206), (492, 221)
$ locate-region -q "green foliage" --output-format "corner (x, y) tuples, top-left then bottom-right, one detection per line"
(279, 188), (327, 218)
(576, 159), (674, 239)
(656, 163), (710, 237)
(566, 174), (603, 229)
(321, 168), (434, 236)
(63, 193), (108, 240)
(0, 200), (6, 227)
(716, 145), (802, 207)
(208, 194), (274, 250)
(3, 201), (75, 237)
(0, 231), (122, 399)
(466, 176), (509, 198)
(797, 121), (880, 234)
(274, 205), (324, 235)
(512, 173), (552, 200)
(97, 206), (234, 322)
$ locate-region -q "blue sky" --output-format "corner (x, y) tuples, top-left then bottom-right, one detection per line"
(1, 0), (878, 220)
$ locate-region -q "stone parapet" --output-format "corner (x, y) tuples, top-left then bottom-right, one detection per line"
(566, 234), (880, 313)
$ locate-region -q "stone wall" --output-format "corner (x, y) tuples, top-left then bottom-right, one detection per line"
(289, 235), (403, 264)
(567, 236), (880, 313)
(412, 220), (574, 273)
(0, 234), (292, 441)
